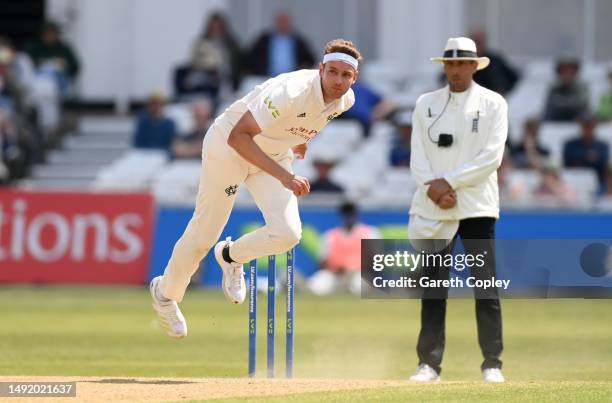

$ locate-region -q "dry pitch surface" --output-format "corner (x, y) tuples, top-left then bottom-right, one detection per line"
(2, 377), (610, 402)
(0, 376), (409, 402)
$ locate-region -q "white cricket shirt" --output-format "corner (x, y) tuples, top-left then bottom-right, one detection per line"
(212, 69), (355, 155)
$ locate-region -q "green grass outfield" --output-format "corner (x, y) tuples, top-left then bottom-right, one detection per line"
(0, 286), (611, 401)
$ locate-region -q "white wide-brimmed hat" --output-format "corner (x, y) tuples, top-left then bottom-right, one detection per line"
(430, 37), (490, 70)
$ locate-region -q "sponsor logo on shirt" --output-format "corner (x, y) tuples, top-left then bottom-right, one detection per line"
(285, 127), (318, 141)
(297, 112), (306, 118)
(264, 97), (280, 118)
(327, 112), (339, 121)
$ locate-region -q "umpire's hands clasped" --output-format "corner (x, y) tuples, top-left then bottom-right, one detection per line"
(426, 178), (457, 209)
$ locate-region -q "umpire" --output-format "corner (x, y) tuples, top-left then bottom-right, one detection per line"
(407, 37), (508, 383)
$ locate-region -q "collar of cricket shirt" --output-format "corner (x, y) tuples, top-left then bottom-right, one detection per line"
(446, 83), (479, 112)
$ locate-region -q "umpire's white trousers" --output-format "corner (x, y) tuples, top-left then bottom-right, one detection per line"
(159, 125), (302, 302)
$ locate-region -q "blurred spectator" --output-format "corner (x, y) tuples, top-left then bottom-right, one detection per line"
(0, 39), (27, 112)
(563, 115), (609, 191)
(197, 11), (243, 90)
(602, 169), (612, 198)
(389, 109), (412, 167)
(246, 11), (315, 77)
(2, 36), (61, 148)
(496, 148), (510, 199)
(543, 57), (589, 121)
(24, 21), (79, 97)
(533, 166), (577, 203)
(133, 91), (176, 152)
(308, 202), (380, 295)
(0, 109), (27, 183)
(510, 118), (550, 169)
(0, 48), (18, 121)
(595, 64), (612, 122)
(309, 152), (344, 193)
(172, 99), (213, 159)
(0, 109), (13, 184)
(498, 147), (525, 204)
(174, 40), (223, 104)
(471, 30), (520, 96)
(340, 79), (395, 137)
(0, 39), (37, 176)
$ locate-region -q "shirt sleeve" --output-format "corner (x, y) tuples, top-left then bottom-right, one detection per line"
(247, 82), (292, 132)
(409, 100), (436, 186)
(444, 98), (508, 189)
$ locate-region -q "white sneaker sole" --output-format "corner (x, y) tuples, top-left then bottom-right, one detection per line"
(482, 371), (506, 383)
(150, 277), (187, 339)
(214, 240), (245, 304)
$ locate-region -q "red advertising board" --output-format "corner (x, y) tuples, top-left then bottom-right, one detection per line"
(0, 190), (155, 284)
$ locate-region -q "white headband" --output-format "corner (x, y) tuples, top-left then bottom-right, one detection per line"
(323, 52), (358, 70)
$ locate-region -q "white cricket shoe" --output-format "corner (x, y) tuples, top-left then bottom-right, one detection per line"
(483, 368), (505, 383)
(214, 237), (246, 304)
(150, 276), (187, 339)
(409, 364), (440, 382)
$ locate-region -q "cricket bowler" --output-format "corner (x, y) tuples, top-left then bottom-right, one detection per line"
(149, 39), (362, 339)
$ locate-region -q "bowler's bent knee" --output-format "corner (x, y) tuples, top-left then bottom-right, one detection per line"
(272, 223), (302, 251)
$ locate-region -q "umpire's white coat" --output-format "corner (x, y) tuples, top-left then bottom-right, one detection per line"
(409, 82), (508, 236)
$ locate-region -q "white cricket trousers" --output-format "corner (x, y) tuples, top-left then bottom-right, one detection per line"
(159, 125), (302, 302)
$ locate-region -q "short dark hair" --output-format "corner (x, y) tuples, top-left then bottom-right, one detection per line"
(42, 21), (60, 34)
(555, 57), (580, 74)
(339, 201), (357, 216)
(324, 39), (363, 63)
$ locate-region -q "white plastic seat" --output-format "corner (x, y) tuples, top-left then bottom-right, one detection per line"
(92, 150), (168, 190)
(538, 123), (580, 166)
(370, 122), (395, 142)
(505, 169), (540, 204)
(405, 72), (440, 96)
(317, 120), (363, 148)
(330, 159), (380, 198)
(596, 122), (612, 147)
(152, 160), (201, 204)
(360, 168), (417, 207)
(507, 80), (549, 141)
(389, 91), (420, 109)
(308, 120), (363, 162)
(361, 60), (409, 94)
(236, 75), (267, 98)
(561, 168), (598, 200)
(78, 116), (134, 135)
(164, 103), (194, 135)
(523, 59), (555, 82)
(292, 158), (316, 181)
